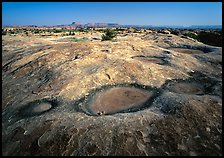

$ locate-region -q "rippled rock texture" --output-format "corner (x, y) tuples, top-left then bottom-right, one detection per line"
(2, 32), (222, 156)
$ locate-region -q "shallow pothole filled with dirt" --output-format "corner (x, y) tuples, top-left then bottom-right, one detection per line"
(163, 71), (221, 96)
(166, 82), (204, 95)
(89, 87), (153, 115)
(169, 48), (204, 54)
(74, 84), (161, 116)
(168, 45), (214, 54)
(19, 98), (60, 117)
(131, 55), (170, 65)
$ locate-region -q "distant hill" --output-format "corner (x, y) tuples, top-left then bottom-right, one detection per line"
(188, 25), (222, 29)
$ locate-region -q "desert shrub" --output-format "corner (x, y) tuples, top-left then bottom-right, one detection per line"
(183, 32), (198, 40)
(2, 29), (7, 35)
(52, 29), (62, 33)
(197, 31), (222, 47)
(170, 30), (180, 36)
(8, 30), (15, 34)
(75, 28), (89, 32)
(101, 29), (117, 41)
(181, 31), (222, 47)
(33, 30), (41, 34)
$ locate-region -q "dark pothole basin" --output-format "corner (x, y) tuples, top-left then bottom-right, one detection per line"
(168, 45), (214, 54)
(19, 99), (59, 117)
(165, 71), (220, 96)
(131, 55), (170, 65)
(32, 102), (52, 113)
(166, 82), (204, 95)
(132, 56), (164, 64)
(168, 48), (204, 54)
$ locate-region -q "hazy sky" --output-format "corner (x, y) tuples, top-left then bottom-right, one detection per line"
(2, 2), (222, 26)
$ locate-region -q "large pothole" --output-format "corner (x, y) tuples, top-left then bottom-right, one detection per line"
(74, 84), (160, 116)
(89, 87), (153, 115)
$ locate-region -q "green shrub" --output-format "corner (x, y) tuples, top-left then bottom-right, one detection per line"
(101, 29), (117, 41)
(197, 31), (222, 47)
(183, 32), (198, 40)
(2, 29), (7, 35)
(33, 30), (41, 34)
(182, 31), (222, 47)
(52, 29), (62, 33)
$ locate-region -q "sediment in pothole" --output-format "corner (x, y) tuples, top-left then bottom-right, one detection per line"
(74, 84), (160, 116)
(163, 71), (221, 96)
(131, 55), (170, 65)
(166, 82), (204, 95)
(169, 48), (205, 54)
(133, 56), (163, 64)
(19, 98), (59, 117)
(168, 45), (214, 54)
(89, 87), (153, 115)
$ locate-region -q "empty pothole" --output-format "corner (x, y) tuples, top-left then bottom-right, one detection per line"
(74, 84), (161, 116)
(164, 71), (220, 96)
(32, 102), (52, 113)
(131, 55), (170, 65)
(168, 45), (214, 54)
(166, 82), (204, 95)
(19, 98), (59, 117)
(90, 87), (153, 115)
(168, 48), (204, 54)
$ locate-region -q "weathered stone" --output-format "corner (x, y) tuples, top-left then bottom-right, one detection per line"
(2, 30), (222, 156)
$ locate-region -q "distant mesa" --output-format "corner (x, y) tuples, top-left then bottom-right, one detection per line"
(70, 22), (119, 28)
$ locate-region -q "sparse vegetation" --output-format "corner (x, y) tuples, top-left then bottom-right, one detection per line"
(183, 32), (198, 40)
(70, 37), (89, 42)
(2, 29), (7, 35)
(197, 31), (222, 47)
(75, 28), (90, 33)
(101, 29), (117, 41)
(182, 31), (222, 47)
(52, 29), (62, 33)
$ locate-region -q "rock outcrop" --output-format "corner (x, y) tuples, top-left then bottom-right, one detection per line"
(2, 32), (222, 156)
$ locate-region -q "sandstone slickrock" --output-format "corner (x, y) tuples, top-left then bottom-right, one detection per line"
(2, 31), (222, 156)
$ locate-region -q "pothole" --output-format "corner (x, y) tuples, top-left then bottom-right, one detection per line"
(19, 98), (59, 117)
(74, 84), (161, 116)
(132, 56), (163, 64)
(168, 48), (204, 54)
(89, 87), (153, 115)
(32, 102), (52, 113)
(166, 82), (204, 95)
(131, 55), (170, 65)
(168, 45), (214, 54)
(164, 71), (220, 96)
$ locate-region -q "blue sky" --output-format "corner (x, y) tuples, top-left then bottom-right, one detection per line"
(2, 2), (222, 26)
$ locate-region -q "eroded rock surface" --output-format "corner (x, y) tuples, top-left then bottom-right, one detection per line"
(2, 32), (222, 156)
